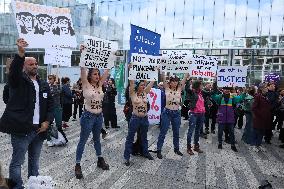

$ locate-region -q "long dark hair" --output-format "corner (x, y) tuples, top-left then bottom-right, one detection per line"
(87, 68), (100, 87)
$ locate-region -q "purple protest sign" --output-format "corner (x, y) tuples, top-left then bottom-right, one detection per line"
(264, 73), (280, 83)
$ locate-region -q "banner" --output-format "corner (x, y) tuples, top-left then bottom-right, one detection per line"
(12, 1), (77, 48)
(80, 36), (118, 69)
(190, 55), (218, 78)
(147, 88), (161, 125)
(44, 48), (72, 67)
(217, 66), (248, 87)
(130, 24), (161, 56)
(115, 63), (125, 92)
(128, 53), (159, 81)
(264, 73), (280, 83)
(160, 50), (191, 73)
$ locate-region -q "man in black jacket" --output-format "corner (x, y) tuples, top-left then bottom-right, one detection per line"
(0, 38), (53, 188)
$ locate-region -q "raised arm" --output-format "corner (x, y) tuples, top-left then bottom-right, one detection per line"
(79, 44), (89, 86)
(8, 38), (28, 88)
(180, 73), (189, 90)
(145, 81), (155, 94)
(161, 71), (169, 89)
(100, 69), (110, 85)
(129, 80), (135, 96)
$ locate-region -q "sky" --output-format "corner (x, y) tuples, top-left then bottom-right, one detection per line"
(1, 0), (284, 48)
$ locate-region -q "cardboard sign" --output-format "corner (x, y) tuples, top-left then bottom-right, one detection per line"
(44, 48), (72, 67)
(128, 63), (158, 81)
(161, 50), (191, 73)
(131, 53), (165, 65)
(217, 66), (248, 87)
(190, 55), (218, 79)
(147, 88), (161, 125)
(12, 1), (77, 48)
(80, 36), (118, 69)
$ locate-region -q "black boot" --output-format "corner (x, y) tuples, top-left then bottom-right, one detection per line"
(75, 164), (83, 179)
(157, 150), (163, 159)
(231, 145), (238, 152)
(97, 157), (109, 170)
(174, 149), (183, 156)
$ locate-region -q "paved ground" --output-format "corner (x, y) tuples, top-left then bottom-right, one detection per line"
(0, 84), (284, 189)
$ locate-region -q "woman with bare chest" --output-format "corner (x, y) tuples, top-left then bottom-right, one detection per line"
(124, 80), (154, 166)
(75, 45), (110, 179)
(156, 73), (189, 159)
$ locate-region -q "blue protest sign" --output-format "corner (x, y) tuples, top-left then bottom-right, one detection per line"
(129, 24), (161, 60)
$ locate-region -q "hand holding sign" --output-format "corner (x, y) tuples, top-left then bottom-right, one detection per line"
(17, 38), (28, 57)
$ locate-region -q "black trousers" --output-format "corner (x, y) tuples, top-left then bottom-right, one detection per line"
(103, 103), (117, 127)
(73, 103), (83, 119)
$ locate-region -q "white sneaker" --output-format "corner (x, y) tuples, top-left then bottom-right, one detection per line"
(259, 146), (267, 152)
(47, 141), (55, 147)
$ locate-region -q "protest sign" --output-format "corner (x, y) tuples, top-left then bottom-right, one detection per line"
(264, 73), (280, 83)
(217, 66), (248, 87)
(12, 1), (77, 48)
(80, 36), (118, 69)
(161, 50), (191, 73)
(128, 53), (159, 81)
(44, 48), (72, 67)
(147, 88), (161, 125)
(190, 55), (218, 79)
(130, 24), (161, 56)
(131, 53), (165, 65)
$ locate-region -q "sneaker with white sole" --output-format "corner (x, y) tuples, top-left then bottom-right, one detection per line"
(46, 141), (55, 147)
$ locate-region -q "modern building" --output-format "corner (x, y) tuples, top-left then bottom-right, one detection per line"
(0, 0), (123, 83)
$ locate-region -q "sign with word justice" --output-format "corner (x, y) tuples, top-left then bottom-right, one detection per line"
(147, 88), (161, 125)
(130, 24), (161, 56)
(44, 48), (72, 67)
(80, 36), (118, 69)
(217, 66), (248, 87)
(12, 1), (77, 48)
(190, 55), (218, 79)
(128, 54), (159, 81)
(161, 50), (191, 73)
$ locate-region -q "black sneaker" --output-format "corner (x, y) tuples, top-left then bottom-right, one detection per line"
(157, 151), (163, 159)
(224, 139), (230, 144)
(174, 149), (183, 156)
(211, 130), (216, 134)
(205, 129), (210, 135)
(231, 145), (238, 152)
(124, 160), (130, 166)
(75, 164), (83, 179)
(112, 126), (121, 128)
(144, 153), (154, 160)
(218, 144), (222, 149)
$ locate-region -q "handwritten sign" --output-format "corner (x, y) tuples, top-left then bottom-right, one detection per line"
(12, 1), (76, 48)
(44, 48), (72, 67)
(217, 66), (248, 87)
(80, 36), (118, 69)
(131, 53), (165, 65)
(147, 88), (161, 125)
(190, 55), (218, 79)
(128, 63), (158, 81)
(130, 24), (161, 56)
(161, 50), (191, 73)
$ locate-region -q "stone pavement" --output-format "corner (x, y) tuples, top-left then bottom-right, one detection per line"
(0, 84), (284, 189)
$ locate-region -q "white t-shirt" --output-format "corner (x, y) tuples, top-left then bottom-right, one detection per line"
(32, 80), (40, 124)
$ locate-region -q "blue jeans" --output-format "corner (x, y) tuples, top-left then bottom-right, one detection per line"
(251, 128), (264, 146)
(157, 108), (181, 151)
(9, 130), (43, 189)
(242, 113), (253, 144)
(124, 114), (149, 160)
(187, 113), (205, 145)
(76, 111), (103, 164)
(218, 123), (235, 145)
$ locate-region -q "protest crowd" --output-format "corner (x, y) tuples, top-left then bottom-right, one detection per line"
(0, 2), (283, 189)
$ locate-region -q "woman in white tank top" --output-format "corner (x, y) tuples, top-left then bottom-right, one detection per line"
(75, 45), (110, 179)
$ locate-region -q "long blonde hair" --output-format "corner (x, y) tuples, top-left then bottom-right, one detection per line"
(0, 164), (8, 188)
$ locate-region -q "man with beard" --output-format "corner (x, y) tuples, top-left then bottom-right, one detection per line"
(0, 38), (53, 188)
